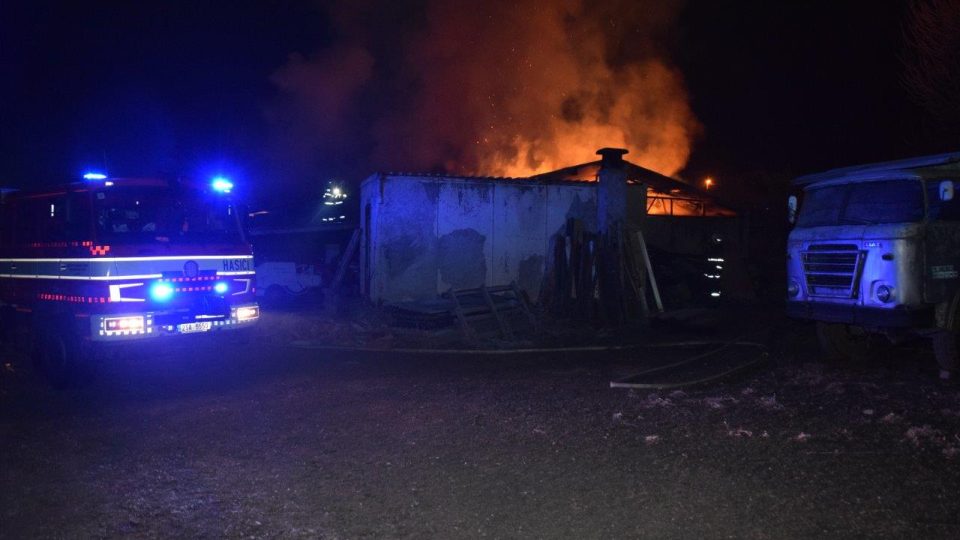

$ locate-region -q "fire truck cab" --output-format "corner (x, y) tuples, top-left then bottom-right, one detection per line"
(0, 175), (259, 385)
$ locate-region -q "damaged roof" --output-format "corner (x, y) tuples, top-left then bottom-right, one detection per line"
(529, 159), (704, 195)
(368, 157), (735, 214)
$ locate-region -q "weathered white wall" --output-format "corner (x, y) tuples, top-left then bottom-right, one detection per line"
(361, 174), (599, 303)
(436, 181), (493, 292)
(492, 184), (547, 295)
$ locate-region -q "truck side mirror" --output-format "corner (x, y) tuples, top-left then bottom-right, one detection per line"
(940, 180), (954, 202)
(787, 195), (798, 224)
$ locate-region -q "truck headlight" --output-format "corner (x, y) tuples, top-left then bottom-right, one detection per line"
(787, 279), (801, 298)
(236, 306), (259, 322)
(876, 285), (894, 303)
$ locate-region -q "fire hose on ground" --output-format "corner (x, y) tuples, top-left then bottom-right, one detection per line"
(289, 337), (769, 390)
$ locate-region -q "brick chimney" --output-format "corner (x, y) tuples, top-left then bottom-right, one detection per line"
(596, 147), (628, 235)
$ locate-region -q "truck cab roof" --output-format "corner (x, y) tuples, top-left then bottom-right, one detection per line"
(3, 177), (206, 199)
(794, 152), (960, 187)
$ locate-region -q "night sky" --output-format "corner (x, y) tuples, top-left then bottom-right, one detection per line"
(0, 1), (944, 204)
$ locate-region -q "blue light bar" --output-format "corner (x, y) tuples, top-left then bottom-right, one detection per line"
(83, 172), (108, 180)
(211, 177), (234, 193)
(214, 281), (229, 294)
(149, 282), (175, 302)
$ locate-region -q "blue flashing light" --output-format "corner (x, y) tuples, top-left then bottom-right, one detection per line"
(214, 281), (229, 295)
(149, 282), (175, 302)
(211, 177), (234, 193)
(83, 172), (108, 180)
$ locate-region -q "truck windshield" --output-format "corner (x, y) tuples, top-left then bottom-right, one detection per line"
(796, 180), (924, 227)
(94, 185), (242, 245)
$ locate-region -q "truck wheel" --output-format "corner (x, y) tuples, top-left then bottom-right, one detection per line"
(33, 326), (89, 389)
(932, 331), (957, 381)
(816, 322), (873, 361)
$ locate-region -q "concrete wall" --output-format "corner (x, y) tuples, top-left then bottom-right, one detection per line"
(361, 174), (597, 303)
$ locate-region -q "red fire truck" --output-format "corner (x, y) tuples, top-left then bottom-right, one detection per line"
(0, 174), (259, 385)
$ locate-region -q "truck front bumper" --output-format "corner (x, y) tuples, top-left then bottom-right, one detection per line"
(786, 301), (932, 328)
(89, 303), (260, 341)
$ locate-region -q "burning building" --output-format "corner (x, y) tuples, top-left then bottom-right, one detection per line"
(360, 149), (740, 304)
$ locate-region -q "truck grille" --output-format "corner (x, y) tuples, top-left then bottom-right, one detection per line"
(802, 244), (864, 298)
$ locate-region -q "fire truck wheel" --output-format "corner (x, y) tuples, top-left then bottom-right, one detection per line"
(33, 326), (88, 389)
(816, 322), (873, 361)
(932, 331), (957, 380)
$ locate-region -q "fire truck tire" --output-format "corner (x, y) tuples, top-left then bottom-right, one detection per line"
(932, 331), (957, 380)
(816, 322), (873, 361)
(33, 325), (89, 389)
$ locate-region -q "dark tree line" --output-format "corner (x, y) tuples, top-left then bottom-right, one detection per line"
(901, 0), (960, 144)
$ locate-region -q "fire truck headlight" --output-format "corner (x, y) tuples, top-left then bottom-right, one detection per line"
(104, 316), (145, 332)
(236, 306), (259, 322)
(214, 281), (229, 294)
(150, 282), (175, 302)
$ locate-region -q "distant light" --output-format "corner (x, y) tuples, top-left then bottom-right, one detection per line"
(149, 282), (175, 302)
(333, 187), (342, 197)
(83, 172), (108, 180)
(104, 181), (114, 187)
(214, 281), (229, 294)
(211, 177), (234, 193)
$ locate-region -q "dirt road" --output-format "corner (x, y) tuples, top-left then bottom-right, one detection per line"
(2, 315), (959, 538)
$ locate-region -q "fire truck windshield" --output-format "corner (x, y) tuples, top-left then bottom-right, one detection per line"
(94, 185), (242, 245)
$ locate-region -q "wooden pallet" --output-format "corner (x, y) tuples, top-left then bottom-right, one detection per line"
(446, 283), (537, 345)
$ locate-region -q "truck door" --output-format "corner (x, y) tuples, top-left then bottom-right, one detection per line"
(924, 179), (960, 304)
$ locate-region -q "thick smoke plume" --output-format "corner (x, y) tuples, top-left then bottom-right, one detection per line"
(268, 0), (699, 179)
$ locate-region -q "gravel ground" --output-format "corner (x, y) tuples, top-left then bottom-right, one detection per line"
(1, 308), (959, 539)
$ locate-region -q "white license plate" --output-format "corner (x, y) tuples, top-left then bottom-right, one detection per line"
(178, 322), (213, 334)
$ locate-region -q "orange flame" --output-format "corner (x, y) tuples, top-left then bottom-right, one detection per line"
(269, 0), (700, 180)
(380, 0), (700, 178)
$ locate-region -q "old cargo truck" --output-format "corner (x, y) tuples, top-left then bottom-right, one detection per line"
(786, 152), (960, 379)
